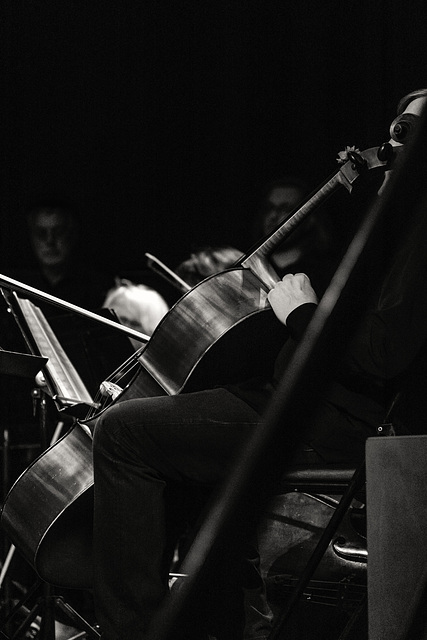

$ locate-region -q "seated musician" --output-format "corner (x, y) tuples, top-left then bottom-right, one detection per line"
(102, 278), (169, 348)
(8, 199), (114, 314)
(92, 89), (427, 639)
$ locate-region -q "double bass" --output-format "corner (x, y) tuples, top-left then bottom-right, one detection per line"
(0, 142), (398, 589)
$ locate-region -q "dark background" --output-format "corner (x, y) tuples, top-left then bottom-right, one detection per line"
(2, 2), (427, 622)
(2, 0), (427, 276)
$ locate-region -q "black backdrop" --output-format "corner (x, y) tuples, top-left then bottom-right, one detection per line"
(2, 0), (427, 276)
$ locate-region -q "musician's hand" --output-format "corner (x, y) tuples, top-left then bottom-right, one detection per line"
(268, 273), (318, 325)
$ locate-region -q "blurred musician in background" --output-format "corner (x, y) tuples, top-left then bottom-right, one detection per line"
(9, 199), (114, 314)
(102, 278), (169, 348)
(252, 174), (339, 295)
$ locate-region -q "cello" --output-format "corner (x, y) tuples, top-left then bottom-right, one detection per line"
(0, 142), (399, 589)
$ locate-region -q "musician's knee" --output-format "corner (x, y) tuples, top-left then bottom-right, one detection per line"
(93, 403), (131, 457)
(93, 401), (155, 467)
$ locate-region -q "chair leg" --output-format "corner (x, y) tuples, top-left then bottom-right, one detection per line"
(336, 595), (368, 639)
(268, 461), (366, 639)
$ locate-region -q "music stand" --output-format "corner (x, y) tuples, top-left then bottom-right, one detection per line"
(0, 348), (100, 639)
(0, 349), (47, 379)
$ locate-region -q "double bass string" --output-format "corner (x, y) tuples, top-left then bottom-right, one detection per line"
(86, 343), (148, 419)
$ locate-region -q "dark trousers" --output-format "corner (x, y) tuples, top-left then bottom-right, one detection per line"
(92, 388), (264, 639)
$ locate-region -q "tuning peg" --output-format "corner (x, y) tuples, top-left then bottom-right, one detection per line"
(377, 142), (394, 162)
(347, 150), (367, 171)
